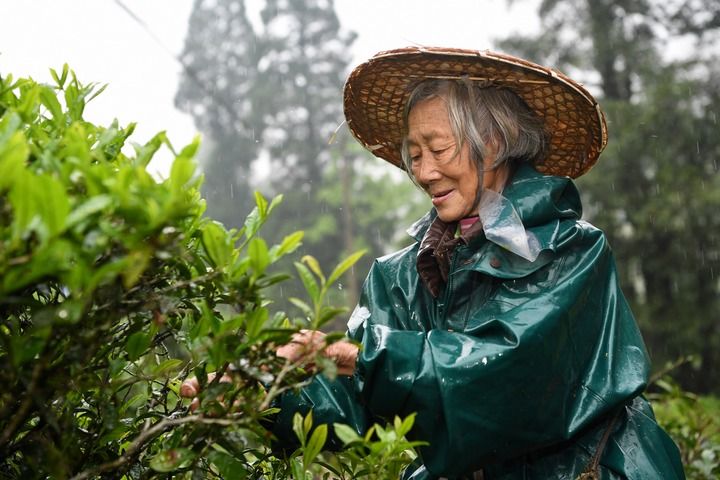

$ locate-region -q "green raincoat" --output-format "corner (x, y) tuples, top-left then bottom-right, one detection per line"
(272, 165), (685, 479)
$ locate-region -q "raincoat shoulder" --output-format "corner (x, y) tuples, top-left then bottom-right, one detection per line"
(349, 166), (684, 478)
(273, 165), (685, 479)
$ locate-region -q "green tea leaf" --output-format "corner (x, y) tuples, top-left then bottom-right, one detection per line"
(290, 458), (305, 480)
(208, 451), (247, 480)
(10, 326), (50, 367)
(398, 413), (416, 437)
(9, 172), (70, 243)
(121, 247), (152, 289)
(169, 152), (196, 192)
(301, 255), (325, 285)
(245, 307), (269, 340)
(201, 221), (231, 268)
(65, 195), (112, 229)
(125, 331), (151, 361)
(267, 193), (283, 215)
(149, 448), (194, 472)
(303, 423), (327, 467)
(270, 230), (304, 261)
(38, 85), (63, 126)
(327, 250), (366, 286)
(288, 297), (313, 319)
(333, 423), (361, 445)
(292, 412), (305, 446)
(303, 410), (313, 436)
(294, 262), (320, 305)
(248, 237), (270, 276)
(0, 129), (28, 191)
(317, 306), (348, 328)
(243, 207), (261, 239)
(254, 191), (269, 219)
(152, 358), (185, 376)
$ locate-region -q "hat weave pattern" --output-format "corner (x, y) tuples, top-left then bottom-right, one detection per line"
(343, 47), (608, 178)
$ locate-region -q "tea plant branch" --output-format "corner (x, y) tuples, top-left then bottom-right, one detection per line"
(259, 356), (326, 412)
(68, 413), (251, 480)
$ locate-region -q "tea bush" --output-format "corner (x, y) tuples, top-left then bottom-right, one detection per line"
(0, 67), (421, 479)
(649, 361), (720, 480)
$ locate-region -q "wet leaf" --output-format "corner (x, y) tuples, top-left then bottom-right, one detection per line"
(149, 447), (194, 472)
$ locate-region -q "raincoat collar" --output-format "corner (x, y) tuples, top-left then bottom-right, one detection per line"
(407, 164), (583, 278)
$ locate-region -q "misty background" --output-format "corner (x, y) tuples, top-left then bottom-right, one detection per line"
(1, 0), (719, 394)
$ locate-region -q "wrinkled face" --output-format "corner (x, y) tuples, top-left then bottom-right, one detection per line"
(407, 96), (480, 222)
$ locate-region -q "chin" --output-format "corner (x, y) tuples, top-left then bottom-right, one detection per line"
(436, 211), (462, 223)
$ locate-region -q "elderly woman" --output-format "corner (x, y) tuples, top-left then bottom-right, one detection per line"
(190, 47), (686, 479)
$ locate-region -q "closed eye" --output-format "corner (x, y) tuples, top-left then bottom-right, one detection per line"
(432, 145), (455, 158)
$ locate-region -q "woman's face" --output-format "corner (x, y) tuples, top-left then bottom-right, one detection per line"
(408, 96), (500, 222)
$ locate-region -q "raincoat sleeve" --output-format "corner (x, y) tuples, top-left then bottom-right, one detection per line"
(348, 224), (651, 476)
(269, 374), (370, 451)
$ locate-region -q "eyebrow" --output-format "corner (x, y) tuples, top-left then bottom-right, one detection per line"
(406, 130), (453, 146)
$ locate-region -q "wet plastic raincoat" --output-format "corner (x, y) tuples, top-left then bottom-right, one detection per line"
(272, 165), (685, 479)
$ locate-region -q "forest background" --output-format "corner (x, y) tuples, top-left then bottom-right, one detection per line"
(1, 0), (720, 478)
(170, 0), (720, 395)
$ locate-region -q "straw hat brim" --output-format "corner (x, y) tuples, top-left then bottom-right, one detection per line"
(343, 46), (608, 178)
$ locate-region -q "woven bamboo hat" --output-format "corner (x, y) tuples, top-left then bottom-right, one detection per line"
(343, 46), (608, 178)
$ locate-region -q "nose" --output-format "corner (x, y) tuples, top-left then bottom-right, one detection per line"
(412, 154), (441, 185)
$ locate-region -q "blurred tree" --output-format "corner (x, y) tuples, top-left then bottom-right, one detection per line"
(498, 0), (720, 393)
(251, 0), (359, 278)
(175, 0), (427, 314)
(258, 0), (356, 191)
(175, 0), (263, 225)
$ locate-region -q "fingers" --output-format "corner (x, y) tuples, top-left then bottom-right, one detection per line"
(180, 377), (200, 398)
(180, 371), (236, 414)
(277, 330), (327, 362)
(276, 330), (358, 376)
(324, 340), (358, 376)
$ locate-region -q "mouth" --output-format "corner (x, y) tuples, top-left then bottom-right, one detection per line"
(430, 189), (453, 206)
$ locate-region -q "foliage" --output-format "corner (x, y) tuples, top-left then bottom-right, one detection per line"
(0, 68), (419, 479)
(649, 365), (720, 479)
(282, 410), (424, 480)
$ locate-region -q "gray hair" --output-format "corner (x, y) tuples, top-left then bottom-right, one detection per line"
(400, 79), (549, 196)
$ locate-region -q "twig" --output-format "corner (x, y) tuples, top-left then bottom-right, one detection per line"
(649, 355), (694, 385)
(0, 360), (44, 449)
(68, 413), (246, 480)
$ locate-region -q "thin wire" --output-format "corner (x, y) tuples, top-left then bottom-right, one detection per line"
(113, 0), (177, 58)
(111, 0), (247, 134)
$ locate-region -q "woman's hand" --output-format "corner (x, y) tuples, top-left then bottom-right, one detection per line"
(179, 371), (233, 412)
(276, 329), (358, 376)
(179, 331), (358, 410)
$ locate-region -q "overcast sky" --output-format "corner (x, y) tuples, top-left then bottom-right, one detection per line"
(0, 0), (538, 176)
